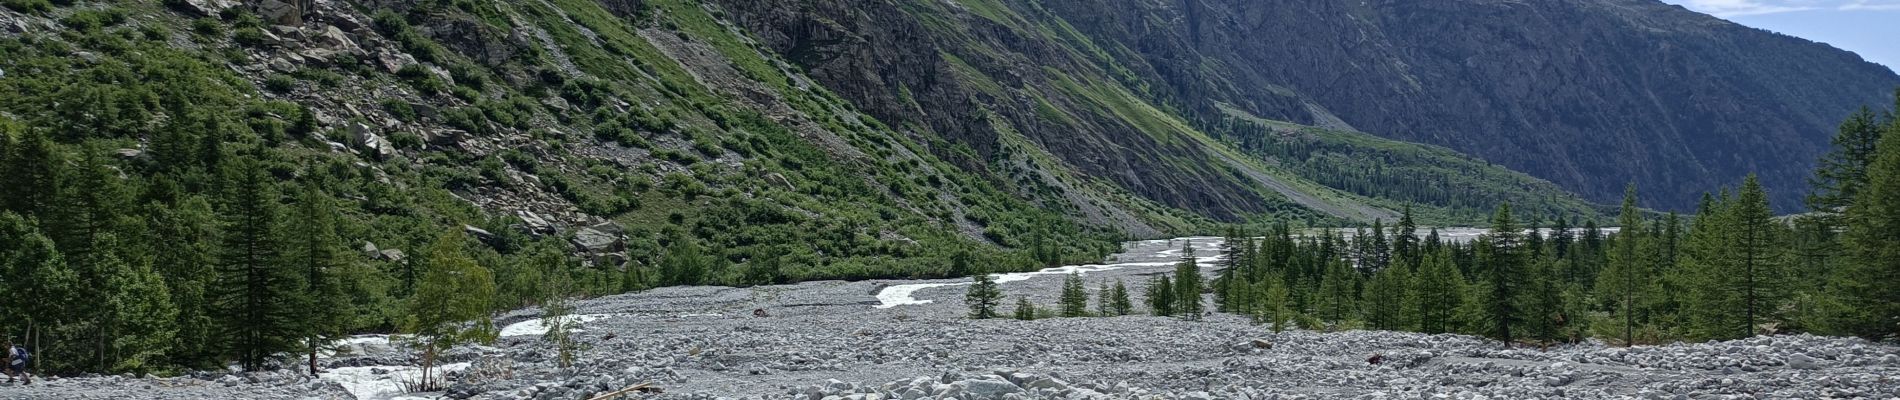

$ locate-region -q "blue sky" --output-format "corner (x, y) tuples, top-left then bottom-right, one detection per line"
(1660, 0), (1900, 73)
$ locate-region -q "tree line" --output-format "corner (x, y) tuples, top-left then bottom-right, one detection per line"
(974, 90), (1900, 345)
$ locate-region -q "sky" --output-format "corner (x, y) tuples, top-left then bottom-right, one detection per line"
(1660, 0), (1900, 73)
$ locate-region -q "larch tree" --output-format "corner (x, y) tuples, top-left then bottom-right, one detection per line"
(404, 230), (497, 391)
(213, 156), (304, 372)
(1840, 124), (1900, 339)
(964, 271), (1002, 319)
(1597, 184), (1646, 346)
(1478, 204), (1525, 347)
(288, 182), (349, 376)
(1060, 272), (1089, 317)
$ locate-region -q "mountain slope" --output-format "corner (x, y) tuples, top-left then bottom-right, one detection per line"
(1024, 0), (1900, 211)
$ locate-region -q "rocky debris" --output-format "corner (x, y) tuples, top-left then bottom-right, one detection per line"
(33, 238), (1900, 400)
(255, 0), (303, 26)
(349, 122), (396, 161)
(516, 211), (556, 236)
(173, 0), (236, 17)
(570, 227), (621, 253)
(378, 248), (405, 263)
(465, 224), (499, 245)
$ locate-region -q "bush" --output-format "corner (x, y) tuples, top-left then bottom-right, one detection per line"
(190, 18), (224, 38)
(2, 0), (52, 13)
(232, 27), (269, 47)
(397, 65), (447, 95)
(382, 99), (419, 123)
(61, 9), (127, 31)
(263, 74), (296, 93)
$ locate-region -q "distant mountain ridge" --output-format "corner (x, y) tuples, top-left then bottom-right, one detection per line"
(1015, 0), (1900, 211)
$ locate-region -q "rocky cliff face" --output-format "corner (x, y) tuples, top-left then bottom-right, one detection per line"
(1030, 0), (1900, 211)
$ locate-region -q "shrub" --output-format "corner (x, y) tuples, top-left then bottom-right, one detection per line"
(2, 0), (52, 14)
(263, 74), (296, 93)
(232, 27), (269, 47)
(190, 18), (223, 37)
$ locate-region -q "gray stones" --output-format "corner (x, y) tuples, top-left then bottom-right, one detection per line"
(255, 0), (302, 26)
(1789, 353), (1822, 370)
(570, 227), (621, 253)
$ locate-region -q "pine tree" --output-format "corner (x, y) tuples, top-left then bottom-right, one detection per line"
(1316, 260), (1356, 328)
(964, 271), (1002, 319)
(1729, 176), (1784, 339)
(0, 213), (79, 372)
(1175, 243), (1204, 320)
(658, 232), (708, 286)
(1363, 264), (1409, 330)
(1809, 106), (1885, 213)
(1096, 281), (1114, 317)
(1148, 275), (1175, 317)
(1478, 204), (1525, 346)
(288, 182), (348, 376)
(1524, 256), (1565, 349)
(404, 230), (497, 390)
(1, 130), (59, 215)
(213, 157), (303, 372)
(1368, 219), (1391, 271)
(1597, 184), (1646, 346)
(1259, 278), (1292, 332)
(1412, 248), (1466, 334)
(1840, 124), (1900, 339)
(1013, 297), (1037, 321)
(1394, 206), (1420, 270)
(1110, 279), (1134, 316)
(1682, 193), (1739, 340)
(96, 234), (178, 374)
(1060, 272), (1089, 317)
(143, 195), (221, 369)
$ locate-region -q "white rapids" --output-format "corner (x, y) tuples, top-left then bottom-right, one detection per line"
(874, 237), (1225, 308)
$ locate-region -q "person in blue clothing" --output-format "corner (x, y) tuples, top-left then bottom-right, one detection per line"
(4, 340), (27, 385)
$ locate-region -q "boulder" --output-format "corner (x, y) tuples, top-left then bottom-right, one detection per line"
(174, 0), (235, 17)
(517, 211), (556, 235)
(377, 249), (405, 262)
(1788, 354), (1822, 370)
(571, 227), (622, 253)
(255, 0), (302, 26)
(350, 122), (395, 160)
(959, 379), (1021, 397)
(312, 25), (358, 52)
(464, 224), (498, 244)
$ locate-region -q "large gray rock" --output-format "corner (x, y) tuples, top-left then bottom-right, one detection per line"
(570, 227), (622, 253)
(959, 379), (1021, 398)
(255, 0), (302, 26)
(174, 0), (234, 17)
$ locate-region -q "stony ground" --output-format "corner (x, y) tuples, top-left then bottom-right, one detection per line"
(8, 237), (1898, 399)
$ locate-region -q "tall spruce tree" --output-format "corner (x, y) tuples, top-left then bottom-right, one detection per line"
(1840, 124), (1900, 339)
(1060, 272), (1089, 317)
(1729, 176), (1784, 339)
(1412, 247), (1466, 334)
(1148, 275), (1176, 317)
(1478, 204), (1525, 346)
(1174, 243), (1204, 320)
(965, 271), (1003, 319)
(1597, 185), (1646, 346)
(1110, 279), (1134, 316)
(1394, 206), (1420, 270)
(213, 156), (304, 372)
(289, 182), (349, 376)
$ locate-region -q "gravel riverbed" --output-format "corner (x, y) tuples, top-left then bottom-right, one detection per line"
(7, 237), (1896, 399)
